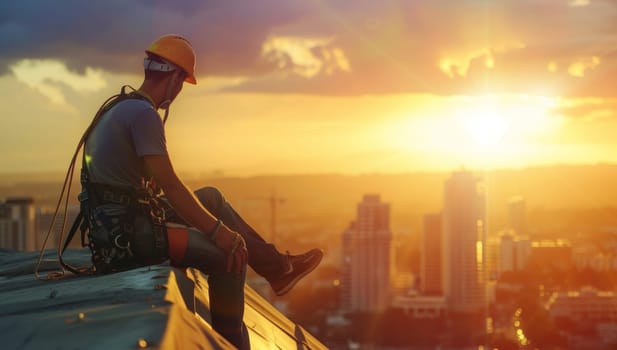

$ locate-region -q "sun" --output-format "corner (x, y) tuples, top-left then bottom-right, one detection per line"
(462, 104), (510, 147)
(387, 94), (561, 170)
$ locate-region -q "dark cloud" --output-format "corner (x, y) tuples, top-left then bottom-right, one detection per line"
(1, 0), (617, 97)
(0, 0), (305, 75)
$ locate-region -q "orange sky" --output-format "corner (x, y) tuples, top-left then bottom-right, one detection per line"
(1, 1), (616, 176)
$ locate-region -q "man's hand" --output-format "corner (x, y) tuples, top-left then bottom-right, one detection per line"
(212, 225), (248, 274)
(142, 155), (248, 273)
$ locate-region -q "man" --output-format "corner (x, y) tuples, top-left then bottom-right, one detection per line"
(82, 34), (323, 348)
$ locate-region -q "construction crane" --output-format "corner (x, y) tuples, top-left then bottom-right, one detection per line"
(248, 189), (286, 245)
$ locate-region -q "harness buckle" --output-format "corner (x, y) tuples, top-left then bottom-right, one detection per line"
(103, 190), (131, 205)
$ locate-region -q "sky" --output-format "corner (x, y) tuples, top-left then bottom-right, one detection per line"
(1, 0), (616, 176)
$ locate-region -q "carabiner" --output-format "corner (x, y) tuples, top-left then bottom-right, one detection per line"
(113, 234), (130, 250)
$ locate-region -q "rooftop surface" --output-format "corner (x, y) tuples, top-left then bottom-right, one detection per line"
(0, 249), (327, 349)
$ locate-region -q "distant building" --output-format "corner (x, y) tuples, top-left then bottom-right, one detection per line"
(575, 253), (617, 272)
(528, 240), (573, 271)
(442, 171), (487, 314)
(340, 194), (392, 312)
(391, 295), (446, 319)
(516, 238), (532, 271)
(391, 272), (414, 296)
(498, 232), (531, 274)
(573, 243), (617, 272)
(499, 233), (516, 273)
(546, 287), (617, 323)
(485, 235), (501, 280)
(0, 197), (36, 251)
(420, 213), (442, 295)
(508, 196), (527, 235)
(546, 286), (617, 348)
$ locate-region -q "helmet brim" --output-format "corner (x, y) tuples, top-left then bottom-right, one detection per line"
(185, 75), (197, 84)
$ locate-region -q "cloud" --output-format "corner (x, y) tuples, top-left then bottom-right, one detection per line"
(556, 97), (617, 121)
(569, 0), (591, 7)
(0, 0), (305, 76)
(261, 36), (351, 78)
(1, 0), (617, 97)
(567, 56), (601, 77)
(10, 59), (107, 105)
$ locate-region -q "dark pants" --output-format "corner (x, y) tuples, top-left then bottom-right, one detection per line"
(172, 228), (250, 350)
(162, 186), (287, 349)
(193, 187), (287, 281)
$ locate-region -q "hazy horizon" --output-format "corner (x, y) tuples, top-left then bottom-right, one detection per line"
(1, 161), (615, 181)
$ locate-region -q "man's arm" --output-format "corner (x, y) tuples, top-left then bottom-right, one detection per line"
(143, 154), (247, 272)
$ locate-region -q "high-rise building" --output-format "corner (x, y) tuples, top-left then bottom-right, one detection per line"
(340, 194), (392, 312)
(0, 197), (36, 251)
(485, 235), (501, 280)
(499, 232), (516, 273)
(515, 238), (531, 271)
(442, 171), (486, 313)
(421, 213), (442, 295)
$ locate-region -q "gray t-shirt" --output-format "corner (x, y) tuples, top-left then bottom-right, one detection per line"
(84, 98), (167, 189)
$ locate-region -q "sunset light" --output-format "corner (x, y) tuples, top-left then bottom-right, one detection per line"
(462, 103), (510, 147)
(384, 93), (567, 170)
(2, 2), (616, 175)
(2, 2), (617, 350)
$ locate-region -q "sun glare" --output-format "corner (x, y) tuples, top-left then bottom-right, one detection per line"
(462, 105), (510, 147)
(389, 94), (562, 170)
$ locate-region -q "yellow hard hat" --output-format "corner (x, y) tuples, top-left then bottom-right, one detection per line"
(145, 34), (197, 84)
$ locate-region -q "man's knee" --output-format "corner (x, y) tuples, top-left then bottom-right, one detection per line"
(194, 186), (226, 210)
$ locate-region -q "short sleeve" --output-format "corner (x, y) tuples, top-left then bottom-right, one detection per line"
(129, 107), (168, 157)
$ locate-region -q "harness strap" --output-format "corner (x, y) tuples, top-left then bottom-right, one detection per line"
(35, 85), (154, 280)
(62, 211), (83, 255)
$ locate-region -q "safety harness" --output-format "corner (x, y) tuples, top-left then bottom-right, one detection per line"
(35, 86), (170, 278)
(77, 176), (169, 274)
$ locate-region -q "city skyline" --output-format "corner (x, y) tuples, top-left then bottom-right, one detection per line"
(3, 167), (617, 348)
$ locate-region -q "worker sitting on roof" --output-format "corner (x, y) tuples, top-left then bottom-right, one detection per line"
(76, 34), (323, 349)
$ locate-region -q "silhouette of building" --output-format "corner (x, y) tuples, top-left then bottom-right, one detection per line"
(340, 194), (392, 312)
(528, 240), (573, 271)
(421, 213), (442, 295)
(546, 287), (617, 348)
(574, 249), (617, 272)
(508, 196), (527, 235)
(485, 235), (501, 280)
(498, 232), (531, 274)
(0, 197), (36, 251)
(442, 171), (486, 314)
(391, 294), (446, 319)
(546, 287), (617, 323)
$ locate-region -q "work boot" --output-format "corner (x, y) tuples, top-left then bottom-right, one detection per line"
(269, 248), (324, 296)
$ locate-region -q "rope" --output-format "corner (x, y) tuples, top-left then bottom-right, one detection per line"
(34, 88), (135, 280)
